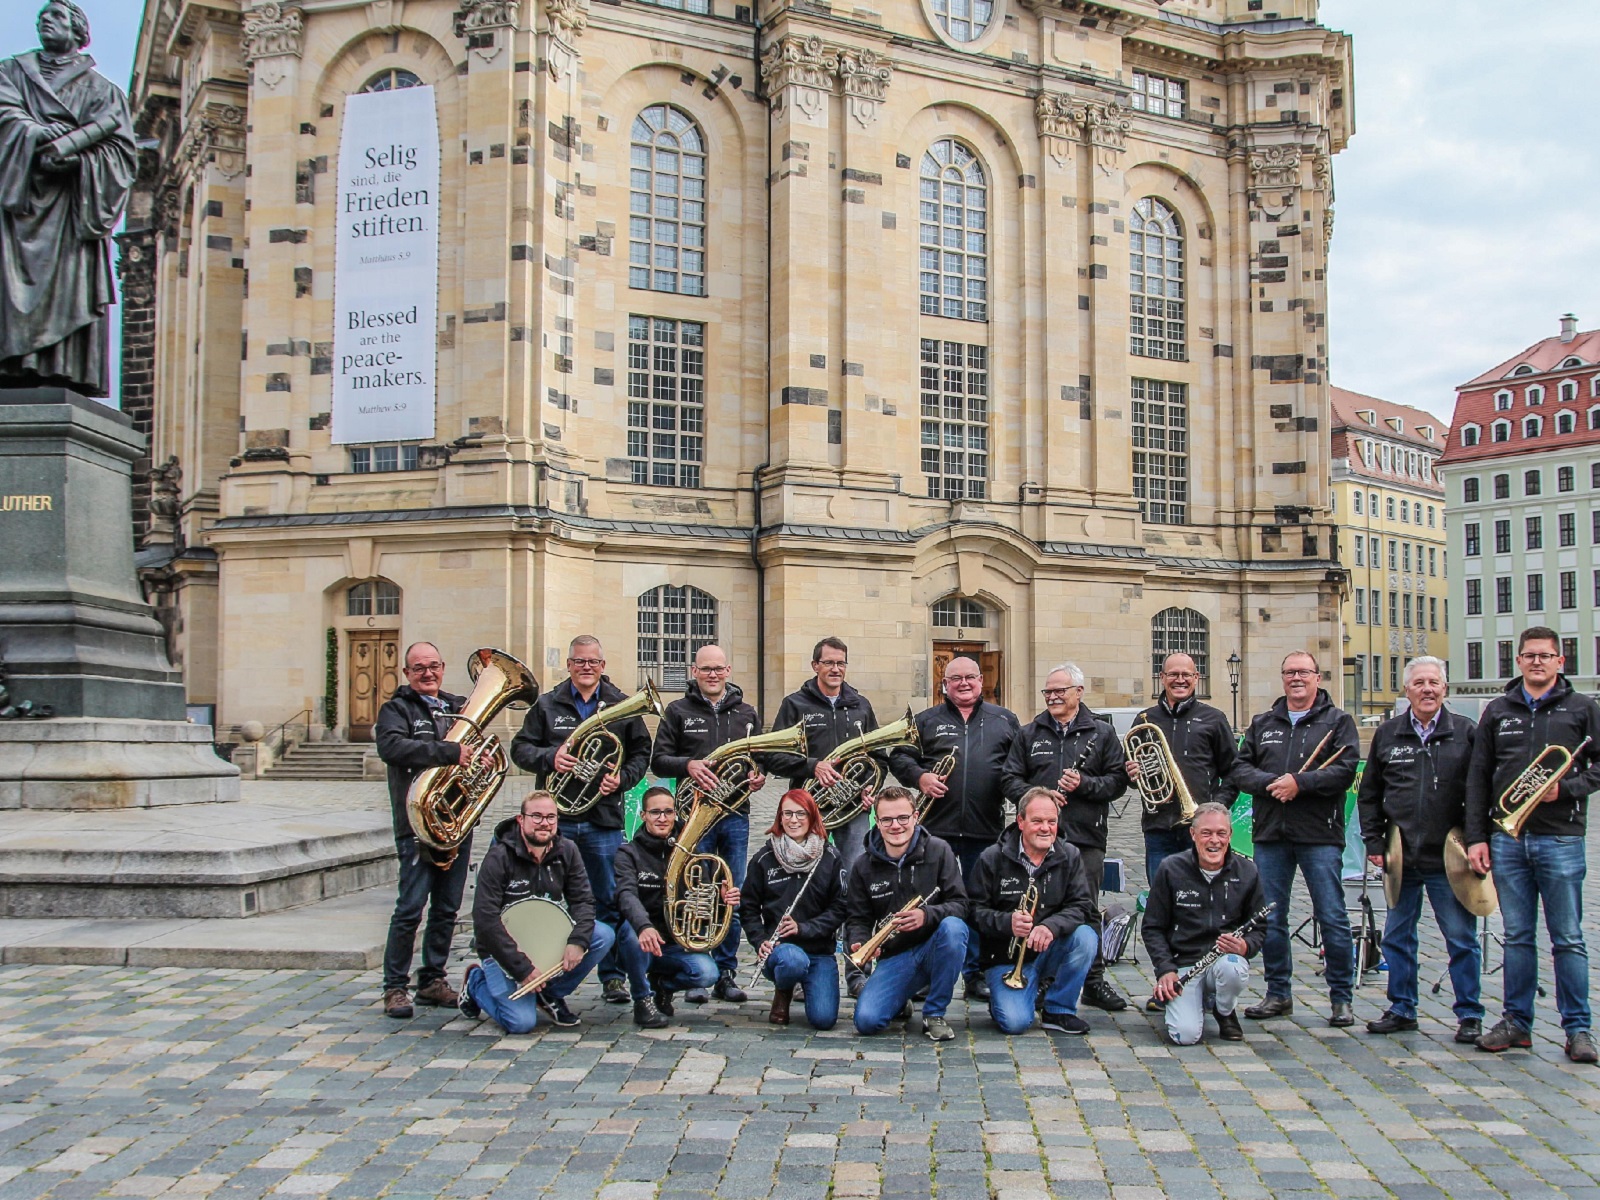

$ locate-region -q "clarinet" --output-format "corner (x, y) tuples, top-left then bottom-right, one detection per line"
(1174, 903), (1275, 991)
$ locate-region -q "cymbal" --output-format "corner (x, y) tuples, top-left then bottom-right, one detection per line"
(1383, 824), (1403, 908)
(1443, 825), (1497, 918)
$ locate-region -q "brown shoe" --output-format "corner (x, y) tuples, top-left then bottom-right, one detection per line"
(769, 986), (794, 1026)
(414, 977), (458, 1007)
(384, 988), (413, 1019)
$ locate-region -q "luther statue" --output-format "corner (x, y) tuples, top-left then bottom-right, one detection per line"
(0, 1), (135, 398)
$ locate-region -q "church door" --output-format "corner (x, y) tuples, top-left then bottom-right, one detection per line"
(931, 641), (1003, 706)
(347, 631), (399, 742)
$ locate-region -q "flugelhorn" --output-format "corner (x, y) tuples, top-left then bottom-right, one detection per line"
(912, 749), (959, 821)
(1122, 721), (1198, 823)
(847, 887), (940, 969)
(548, 679), (665, 817)
(1001, 879), (1042, 990)
(675, 722), (808, 818)
(407, 648), (540, 868)
(1494, 737), (1591, 838)
(805, 707), (921, 830)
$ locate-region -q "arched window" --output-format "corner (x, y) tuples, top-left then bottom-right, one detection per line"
(629, 105), (707, 296)
(1511, 364), (1534, 376)
(347, 580), (401, 616)
(1491, 420), (1510, 443)
(1463, 477), (1480, 503)
(1589, 405), (1600, 431)
(1130, 198), (1185, 361)
(930, 0), (995, 43)
(1151, 607), (1209, 698)
(919, 140), (988, 322)
(361, 68), (423, 92)
(1558, 411), (1576, 435)
(1523, 416), (1542, 439)
(637, 585), (717, 690)
(931, 595), (989, 630)
(1460, 424), (1480, 447)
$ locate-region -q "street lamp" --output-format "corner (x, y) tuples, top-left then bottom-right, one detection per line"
(1227, 651), (1242, 732)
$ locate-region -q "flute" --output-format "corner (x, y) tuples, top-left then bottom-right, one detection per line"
(745, 854), (827, 991)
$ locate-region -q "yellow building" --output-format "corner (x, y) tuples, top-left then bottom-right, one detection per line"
(123, 0), (1355, 739)
(1329, 387), (1448, 717)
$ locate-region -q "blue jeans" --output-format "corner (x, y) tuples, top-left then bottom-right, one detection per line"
(614, 924), (718, 999)
(697, 814), (749, 975)
(984, 924), (1098, 1034)
(467, 923), (615, 1034)
(833, 809), (872, 871)
(763, 944), (840, 1030)
(1144, 827), (1192, 888)
(383, 833), (473, 992)
(853, 917), (969, 1033)
(1491, 831), (1590, 1034)
(560, 820), (624, 984)
(1254, 840), (1353, 1004)
(1381, 867), (1483, 1021)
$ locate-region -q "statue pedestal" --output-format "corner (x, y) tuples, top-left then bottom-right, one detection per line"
(0, 718), (238, 809)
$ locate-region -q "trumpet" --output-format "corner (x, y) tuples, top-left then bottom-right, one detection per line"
(805, 707), (921, 830)
(912, 749), (959, 821)
(1122, 721), (1198, 823)
(548, 679), (665, 817)
(1001, 879), (1042, 990)
(847, 887), (941, 969)
(1494, 737), (1591, 838)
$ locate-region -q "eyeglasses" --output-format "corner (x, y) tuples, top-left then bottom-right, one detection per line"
(1163, 672), (1197, 681)
(816, 659), (848, 669)
(644, 807), (677, 819)
(1041, 686), (1081, 698)
(944, 674), (981, 684)
(695, 665), (730, 674)
(1519, 652), (1560, 663)
(519, 813), (558, 824)
(877, 814), (914, 826)
(1281, 669), (1318, 678)
(568, 658), (604, 668)
(779, 809), (809, 822)
(406, 662), (445, 674)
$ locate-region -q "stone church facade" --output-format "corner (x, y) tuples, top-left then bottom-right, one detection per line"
(125, 0), (1353, 738)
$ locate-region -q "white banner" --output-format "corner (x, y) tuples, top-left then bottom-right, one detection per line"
(331, 86), (440, 444)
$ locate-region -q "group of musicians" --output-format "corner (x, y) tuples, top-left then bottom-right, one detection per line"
(374, 625), (1599, 1062)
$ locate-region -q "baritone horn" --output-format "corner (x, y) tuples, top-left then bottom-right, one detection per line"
(664, 796), (738, 952)
(406, 648), (541, 868)
(805, 707), (921, 830)
(1122, 721), (1198, 823)
(1494, 737), (1591, 839)
(548, 679), (665, 817)
(674, 722), (808, 818)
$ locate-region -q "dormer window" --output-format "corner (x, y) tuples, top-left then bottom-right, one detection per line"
(1357, 408), (1376, 425)
(1418, 425), (1435, 441)
(1557, 411), (1576, 435)
(1511, 364), (1535, 376)
(1561, 356), (1584, 369)
(1491, 419), (1511, 443)
(1523, 415), (1542, 438)
(1385, 417), (1403, 433)
(1461, 423), (1481, 447)
(1494, 390), (1512, 411)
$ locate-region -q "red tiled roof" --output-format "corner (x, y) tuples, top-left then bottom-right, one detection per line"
(1440, 326), (1600, 466)
(1331, 387), (1446, 491)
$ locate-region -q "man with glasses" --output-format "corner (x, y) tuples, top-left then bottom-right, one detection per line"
(1232, 651), (1359, 1027)
(652, 643), (765, 1004)
(512, 636), (651, 1006)
(890, 656), (1021, 1002)
(1002, 664), (1131, 1012)
(1465, 627), (1600, 1063)
(374, 642), (484, 1018)
(459, 791), (614, 1032)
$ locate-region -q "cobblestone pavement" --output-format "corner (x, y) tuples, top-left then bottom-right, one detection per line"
(2, 798), (1599, 1199)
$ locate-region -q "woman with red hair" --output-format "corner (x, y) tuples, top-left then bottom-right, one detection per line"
(740, 790), (846, 1027)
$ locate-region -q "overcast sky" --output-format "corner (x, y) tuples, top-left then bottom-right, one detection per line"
(9, 1), (1597, 422)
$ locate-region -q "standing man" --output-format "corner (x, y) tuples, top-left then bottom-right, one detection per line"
(969, 788), (1100, 1035)
(460, 791), (614, 1033)
(511, 636), (651, 1007)
(890, 656), (1021, 1002)
(1465, 627), (1600, 1063)
(846, 787), (970, 1041)
(1357, 656), (1483, 1043)
(374, 642), (481, 1018)
(1232, 651), (1359, 1027)
(1002, 663), (1131, 1012)
(1143, 802), (1267, 1046)
(651, 643), (764, 1004)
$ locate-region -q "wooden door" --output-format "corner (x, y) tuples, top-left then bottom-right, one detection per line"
(347, 631), (399, 742)
(932, 641), (1002, 706)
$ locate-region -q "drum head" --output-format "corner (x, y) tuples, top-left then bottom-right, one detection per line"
(1383, 824), (1404, 908)
(1443, 826), (1498, 918)
(499, 897), (576, 974)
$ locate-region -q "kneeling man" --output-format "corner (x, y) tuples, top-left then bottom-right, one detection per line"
(971, 787), (1100, 1034)
(462, 790), (615, 1033)
(1142, 802), (1266, 1045)
(846, 787), (969, 1041)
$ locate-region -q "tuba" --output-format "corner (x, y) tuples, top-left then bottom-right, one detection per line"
(674, 722), (808, 819)
(407, 648), (541, 868)
(548, 679), (665, 817)
(1494, 736), (1591, 838)
(1122, 721), (1198, 824)
(805, 707), (921, 830)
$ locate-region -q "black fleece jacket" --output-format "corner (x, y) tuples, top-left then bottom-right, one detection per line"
(1001, 706), (1128, 851)
(842, 826), (967, 958)
(374, 685), (467, 839)
(651, 682), (764, 783)
(889, 699), (1022, 843)
(968, 826), (1095, 970)
(1129, 694), (1239, 833)
(1464, 675), (1600, 844)
(1232, 689), (1359, 846)
(509, 677), (652, 830)
(471, 817), (596, 981)
(1141, 847), (1266, 976)
(614, 824), (678, 937)
(1357, 708), (1476, 872)
(740, 841), (847, 956)
(767, 678), (880, 788)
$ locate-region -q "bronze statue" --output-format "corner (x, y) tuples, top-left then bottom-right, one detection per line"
(0, 1), (135, 398)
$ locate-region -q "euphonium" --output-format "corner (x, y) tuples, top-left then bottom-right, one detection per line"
(406, 648), (540, 868)
(1122, 721), (1198, 823)
(805, 707), (921, 830)
(548, 679), (665, 817)
(1494, 737), (1591, 839)
(674, 722), (808, 818)
(664, 794), (737, 952)
(1001, 879), (1042, 990)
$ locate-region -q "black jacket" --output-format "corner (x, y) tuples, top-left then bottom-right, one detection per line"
(1129, 695), (1239, 833)
(1232, 689), (1359, 846)
(889, 699), (1022, 843)
(740, 841), (847, 956)
(471, 817), (595, 981)
(968, 826), (1095, 970)
(374, 685), (467, 839)
(1358, 709), (1477, 872)
(651, 682), (763, 783)
(509, 677), (652, 830)
(1142, 848), (1265, 976)
(767, 678), (880, 788)
(1465, 675), (1600, 844)
(842, 826), (967, 958)
(614, 824), (678, 938)
(1001, 706), (1128, 851)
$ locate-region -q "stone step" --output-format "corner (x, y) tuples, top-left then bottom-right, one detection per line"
(262, 742), (374, 781)
(263, 766), (367, 779)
